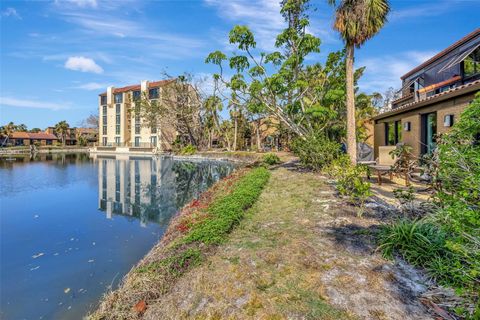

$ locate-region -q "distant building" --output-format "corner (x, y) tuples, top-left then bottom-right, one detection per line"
(373, 28), (480, 158)
(98, 79), (194, 151)
(9, 132), (58, 146)
(45, 127), (98, 146)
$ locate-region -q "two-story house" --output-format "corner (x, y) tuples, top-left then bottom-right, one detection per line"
(373, 28), (480, 158)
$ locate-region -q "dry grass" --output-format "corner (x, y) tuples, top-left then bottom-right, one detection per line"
(138, 165), (433, 320)
(90, 158), (434, 319)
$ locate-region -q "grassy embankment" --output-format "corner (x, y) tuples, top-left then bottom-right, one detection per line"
(91, 166), (271, 319)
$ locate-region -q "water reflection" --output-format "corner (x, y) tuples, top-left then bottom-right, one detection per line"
(96, 155), (234, 227)
(0, 153), (235, 320)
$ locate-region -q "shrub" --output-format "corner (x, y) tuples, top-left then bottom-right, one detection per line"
(184, 167), (271, 244)
(179, 144), (197, 155)
(262, 153), (281, 166)
(378, 95), (480, 317)
(393, 186), (415, 215)
(336, 164), (372, 211)
(291, 133), (342, 171)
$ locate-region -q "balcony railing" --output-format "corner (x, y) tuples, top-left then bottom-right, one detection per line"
(94, 142), (154, 148)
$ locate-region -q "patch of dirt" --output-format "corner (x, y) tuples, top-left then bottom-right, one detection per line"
(140, 163), (434, 319)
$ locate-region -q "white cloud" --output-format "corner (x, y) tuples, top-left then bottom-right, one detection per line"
(64, 56), (104, 73)
(357, 50), (437, 93)
(1, 7), (22, 19)
(204, 0), (337, 52)
(0, 97), (68, 110)
(54, 0), (97, 8)
(73, 82), (109, 90)
(390, 0), (458, 21)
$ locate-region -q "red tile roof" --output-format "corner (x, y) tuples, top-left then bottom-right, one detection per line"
(401, 28), (480, 80)
(99, 79), (175, 96)
(10, 132), (58, 140)
(374, 79), (480, 120)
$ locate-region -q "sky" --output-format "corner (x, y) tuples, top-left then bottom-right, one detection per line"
(0, 0), (479, 129)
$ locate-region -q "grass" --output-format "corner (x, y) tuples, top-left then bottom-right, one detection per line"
(90, 166), (270, 319)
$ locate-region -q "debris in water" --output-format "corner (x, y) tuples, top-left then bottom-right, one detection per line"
(92, 242), (96, 246)
(32, 253), (44, 259)
(53, 253), (59, 256)
(88, 259), (94, 263)
(30, 266), (40, 271)
(64, 288), (71, 294)
(67, 306), (72, 310)
(34, 215), (39, 218)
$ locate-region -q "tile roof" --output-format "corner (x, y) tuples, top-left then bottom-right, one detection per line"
(99, 79), (175, 96)
(401, 28), (480, 80)
(374, 79), (480, 120)
(10, 132), (58, 140)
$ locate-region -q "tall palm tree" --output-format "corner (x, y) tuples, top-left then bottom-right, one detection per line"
(328, 0), (390, 164)
(1, 122), (16, 146)
(54, 120), (70, 146)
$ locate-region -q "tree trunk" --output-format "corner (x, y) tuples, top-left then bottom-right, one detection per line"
(233, 115), (238, 152)
(346, 44), (357, 165)
(256, 119), (262, 151)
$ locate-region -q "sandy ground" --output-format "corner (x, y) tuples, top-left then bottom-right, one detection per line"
(140, 162), (434, 320)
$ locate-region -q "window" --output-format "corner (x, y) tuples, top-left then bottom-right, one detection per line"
(135, 124), (141, 134)
(114, 93), (123, 103)
(385, 120), (402, 145)
(115, 104), (121, 114)
(133, 90), (141, 101)
(115, 125), (120, 135)
(102, 125), (107, 135)
(102, 105), (107, 114)
(463, 47), (480, 78)
(102, 115), (107, 125)
(149, 88), (159, 99)
(150, 136), (157, 147)
(134, 137), (140, 147)
(116, 115), (121, 124)
(115, 137), (120, 145)
(102, 137), (107, 146)
(101, 95), (107, 105)
(151, 126), (157, 134)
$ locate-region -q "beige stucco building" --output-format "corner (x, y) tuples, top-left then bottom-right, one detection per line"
(98, 80), (178, 151)
(373, 29), (480, 158)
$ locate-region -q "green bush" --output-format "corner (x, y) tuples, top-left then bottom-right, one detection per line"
(179, 144), (197, 155)
(378, 95), (480, 317)
(184, 167), (271, 244)
(335, 164), (372, 210)
(262, 153), (281, 166)
(291, 133), (342, 171)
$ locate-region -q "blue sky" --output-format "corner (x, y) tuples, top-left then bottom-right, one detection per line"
(1, 0), (479, 129)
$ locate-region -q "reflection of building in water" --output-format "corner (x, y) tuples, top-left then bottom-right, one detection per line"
(98, 155), (176, 227)
(95, 155), (235, 227)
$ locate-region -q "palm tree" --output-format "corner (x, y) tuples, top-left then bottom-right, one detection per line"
(328, 0), (390, 164)
(1, 122), (16, 146)
(54, 120), (70, 146)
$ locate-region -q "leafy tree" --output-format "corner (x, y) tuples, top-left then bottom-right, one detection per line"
(0, 122), (16, 146)
(29, 128), (42, 133)
(328, 0), (390, 164)
(206, 0), (322, 138)
(54, 120), (70, 146)
(81, 114), (99, 129)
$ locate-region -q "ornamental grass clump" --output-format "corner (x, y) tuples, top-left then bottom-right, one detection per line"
(262, 153), (282, 166)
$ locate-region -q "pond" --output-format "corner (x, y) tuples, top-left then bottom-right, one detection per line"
(0, 153), (235, 320)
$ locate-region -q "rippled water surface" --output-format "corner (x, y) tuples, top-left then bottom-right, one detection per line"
(0, 153), (235, 320)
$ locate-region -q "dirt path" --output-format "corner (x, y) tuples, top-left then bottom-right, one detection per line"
(142, 163), (433, 319)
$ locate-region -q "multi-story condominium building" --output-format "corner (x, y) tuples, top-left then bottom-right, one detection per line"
(373, 28), (480, 158)
(98, 79), (181, 151)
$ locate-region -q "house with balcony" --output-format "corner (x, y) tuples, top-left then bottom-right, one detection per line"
(373, 28), (480, 158)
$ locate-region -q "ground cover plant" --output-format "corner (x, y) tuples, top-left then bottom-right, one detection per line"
(90, 166), (270, 319)
(379, 94), (480, 318)
(262, 153), (282, 166)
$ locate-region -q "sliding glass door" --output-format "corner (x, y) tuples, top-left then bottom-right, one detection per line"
(421, 112), (437, 154)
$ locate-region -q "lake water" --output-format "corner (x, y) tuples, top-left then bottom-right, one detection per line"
(0, 153), (235, 320)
